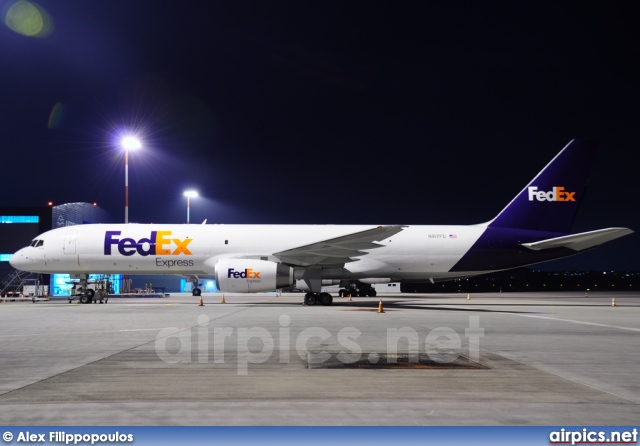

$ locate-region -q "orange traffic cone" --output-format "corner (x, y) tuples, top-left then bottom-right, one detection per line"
(612, 297), (616, 307)
(198, 296), (204, 306)
(348, 294), (353, 302)
(467, 294), (470, 300)
(377, 298), (384, 313)
(221, 294), (226, 304)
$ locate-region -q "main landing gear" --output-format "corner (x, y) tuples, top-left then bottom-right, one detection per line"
(303, 292), (333, 306)
(302, 282), (377, 306)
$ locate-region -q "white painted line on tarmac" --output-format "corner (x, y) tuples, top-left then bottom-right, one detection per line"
(446, 305), (640, 332)
(0, 328), (164, 338)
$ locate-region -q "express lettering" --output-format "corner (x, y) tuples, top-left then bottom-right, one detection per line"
(155, 258), (195, 267)
(104, 231), (193, 256)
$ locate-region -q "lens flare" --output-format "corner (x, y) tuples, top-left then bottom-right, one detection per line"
(3, 0), (53, 37)
(48, 102), (68, 129)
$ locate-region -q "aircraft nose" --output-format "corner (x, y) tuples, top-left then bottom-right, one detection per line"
(9, 249), (25, 269)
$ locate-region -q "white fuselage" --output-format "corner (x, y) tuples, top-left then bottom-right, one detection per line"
(10, 223), (488, 282)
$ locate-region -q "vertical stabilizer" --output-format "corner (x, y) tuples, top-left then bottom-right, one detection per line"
(488, 139), (595, 234)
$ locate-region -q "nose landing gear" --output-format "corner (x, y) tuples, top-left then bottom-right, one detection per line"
(188, 276), (202, 296)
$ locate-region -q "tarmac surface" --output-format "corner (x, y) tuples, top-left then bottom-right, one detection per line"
(0, 291), (639, 425)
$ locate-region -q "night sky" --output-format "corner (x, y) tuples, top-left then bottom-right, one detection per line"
(1, 1), (638, 269)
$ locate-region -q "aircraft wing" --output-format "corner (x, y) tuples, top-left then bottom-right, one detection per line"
(273, 225), (405, 267)
(521, 227), (634, 252)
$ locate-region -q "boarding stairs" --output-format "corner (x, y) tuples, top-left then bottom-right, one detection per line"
(0, 269), (33, 298)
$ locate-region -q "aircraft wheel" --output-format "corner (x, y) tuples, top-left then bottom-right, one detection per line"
(319, 293), (333, 306)
(304, 292), (317, 306)
(192, 288), (201, 296)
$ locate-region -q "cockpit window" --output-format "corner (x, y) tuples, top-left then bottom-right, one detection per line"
(29, 240), (37, 247)
(36, 240), (44, 247)
(29, 239), (44, 247)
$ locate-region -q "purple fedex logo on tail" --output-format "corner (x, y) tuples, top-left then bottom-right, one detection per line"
(489, 140), (592, 233)
(527, 186), (576, 202)
(104, 231), (193, 256)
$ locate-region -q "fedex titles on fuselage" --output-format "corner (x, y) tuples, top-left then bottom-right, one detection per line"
(104, 230), (194, 268)
(102, 231), (263, 278)
(527, 186), (576, 202)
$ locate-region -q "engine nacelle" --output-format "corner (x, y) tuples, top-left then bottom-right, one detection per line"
(215, 259), (293, 293)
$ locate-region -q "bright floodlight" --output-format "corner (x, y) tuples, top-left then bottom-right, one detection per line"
(120, 136), (141, 150)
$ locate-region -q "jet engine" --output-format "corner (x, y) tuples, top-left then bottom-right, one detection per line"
(215, 259), (294, 293)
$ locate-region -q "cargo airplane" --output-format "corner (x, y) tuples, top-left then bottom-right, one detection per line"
(10, 140), (633, 305)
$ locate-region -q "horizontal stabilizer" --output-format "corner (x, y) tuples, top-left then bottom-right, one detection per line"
(521, 228), (633, 252)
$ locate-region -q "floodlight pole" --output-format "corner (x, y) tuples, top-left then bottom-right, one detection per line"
(187, 195), (191, 224)
(120, 136), (141, 223)
(124, 148), (129, 224)
(184, 190), (198, 224)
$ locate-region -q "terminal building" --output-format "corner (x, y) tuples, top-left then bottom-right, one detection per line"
(0, 203), (189, 296)
(0, 207), (52, 286)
